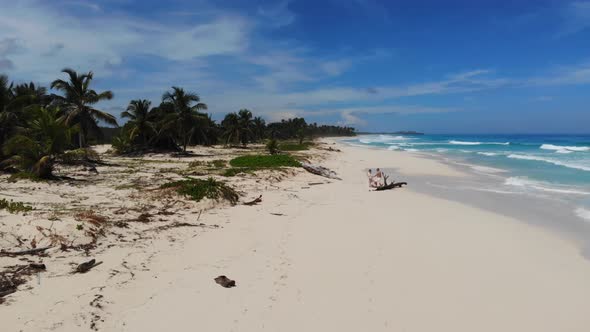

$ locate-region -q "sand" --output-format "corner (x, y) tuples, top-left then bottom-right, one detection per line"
(2, 140), (590, 331)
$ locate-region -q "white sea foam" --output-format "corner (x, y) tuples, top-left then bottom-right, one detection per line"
(575, 208), (590, 222)
(358, 135), (413, 144)
(453, 162), (507, 174)
(470, 188), (522, 195)
(387, 145), (402, 151)
(469, 165), (507, 174)
(477, 152), (500, 156)
(405, 148), (419, 152)
(540, 144), (590, 153)
(504, 177), (590, 195)
(449, 140), (509, 146)
(507, 154), (590, 172)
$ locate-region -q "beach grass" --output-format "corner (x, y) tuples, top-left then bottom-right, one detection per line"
(229, 154), (301, 168)
(160, 177), (239, 204)
(0, 198), (34, 214)
(222, 167), (256, 177)
(278, 142), (314, 151)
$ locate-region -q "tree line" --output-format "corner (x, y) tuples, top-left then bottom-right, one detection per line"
(0, 68), (355, 179)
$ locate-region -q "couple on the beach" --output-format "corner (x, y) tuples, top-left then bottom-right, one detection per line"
(367, 168), (384, 188)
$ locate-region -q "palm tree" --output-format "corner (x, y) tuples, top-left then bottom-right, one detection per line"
(161, 86), (207, 153)
(0, 76), (42, 154)
(237, 109), (254, 146)
(252, 116), (266, 142)
(221, 112), (240, 146)
(50, 68), (117, 147)
(0, 75), (15, 154)
(1, 107), (74, 178)
(10, 82), (50, 107)
(121, 99), (153, 146)
(191, 113), (220, 146)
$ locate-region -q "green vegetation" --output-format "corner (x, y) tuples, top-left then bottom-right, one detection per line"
(266, 139), (280, 155)
(211, 159), (227, 168)
(278, 142), (314, 151)
(229, 154), (301, 168)
(161, 177), (239, 205)
(266, 118), (354, 140)
(1, 68), (355, 180)
(222, 154), (300, 177)
(1, 107), (76, 178)
(188, 159), (226, 169)
(0, 198), (33, 214)
(59, 148), (101, 164)
(50, 68), (117, 148)
(222, 167), (256, 177)
(113, 88), (216, 154)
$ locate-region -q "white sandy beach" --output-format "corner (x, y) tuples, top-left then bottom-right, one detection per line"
(2, 139), (590, 331)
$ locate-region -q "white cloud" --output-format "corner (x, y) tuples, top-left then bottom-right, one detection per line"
(340, 111), (367, 126)
(62, 0), (102, 12)
(0, 1), (250, 81)
(526, 62), (590, 86)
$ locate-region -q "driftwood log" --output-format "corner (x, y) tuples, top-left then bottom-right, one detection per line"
(243, 195), (262, 206)
(0, 246), (52, 257)
(375, 175), (407, 191)
(0, 288), (16, 298)
(302, 163), (341, 180)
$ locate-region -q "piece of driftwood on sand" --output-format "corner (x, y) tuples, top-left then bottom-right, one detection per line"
(301, 163), (341, 180)
(375, 175), (407, 191)
(244, 195), (262, 206)
(0, 246), (52, 257)
(74, 259), (103, 274)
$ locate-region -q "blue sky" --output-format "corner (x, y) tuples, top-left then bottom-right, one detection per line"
(0, 0), (589, 133)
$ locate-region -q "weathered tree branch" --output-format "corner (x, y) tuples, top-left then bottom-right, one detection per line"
(0, 246), (52, 257)
(243, 195), (262, 206)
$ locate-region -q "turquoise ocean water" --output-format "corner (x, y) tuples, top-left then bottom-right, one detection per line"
(342, 134), (590, 225)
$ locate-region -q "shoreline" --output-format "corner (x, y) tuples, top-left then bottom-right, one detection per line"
(2, 139), (590, 331)
(337, 137), (590, 256)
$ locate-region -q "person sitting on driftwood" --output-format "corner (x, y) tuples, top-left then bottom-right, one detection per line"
(367, 169), (374, 187)
(373, 171), (408, 191)
(367, 168), (383, 188)
(374, 168), (384, 187)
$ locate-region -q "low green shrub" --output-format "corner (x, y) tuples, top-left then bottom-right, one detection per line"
(161, 177), (239, 205)
(229, 154), (301, 168)
(222, 167), (256, 177)
(278, 142), (313, 151)
(60, 148), (100, 164)
(210, 159), (227, 168)
(111, 135), (133, 155)
(0, 198), (33, 214)
(266, 139), (279, 155)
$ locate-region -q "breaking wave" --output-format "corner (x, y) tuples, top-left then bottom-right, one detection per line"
(505, 177), (590, 195)
(449, 140), (509, 146)
(540, 144), (590, 153)
(507, 154), (590, 172)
